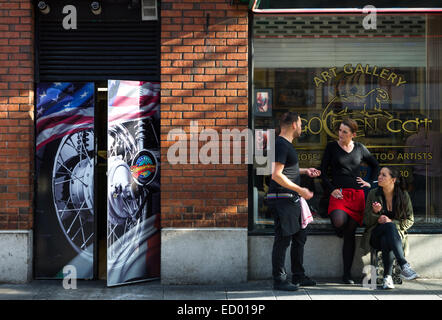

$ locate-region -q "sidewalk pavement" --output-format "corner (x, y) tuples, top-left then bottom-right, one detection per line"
(1, 278), (442, 300)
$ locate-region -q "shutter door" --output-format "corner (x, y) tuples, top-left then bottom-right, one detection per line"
(36, 1), (160, 82)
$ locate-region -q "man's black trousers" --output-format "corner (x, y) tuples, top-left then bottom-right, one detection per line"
(268, 197), (306, 282)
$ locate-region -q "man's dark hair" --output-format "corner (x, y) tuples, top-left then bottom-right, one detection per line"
(280, 111), (299, 128)
(276, 111), (299, 135)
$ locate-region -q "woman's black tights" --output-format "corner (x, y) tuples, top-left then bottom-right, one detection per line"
(330, 210), (359, 277)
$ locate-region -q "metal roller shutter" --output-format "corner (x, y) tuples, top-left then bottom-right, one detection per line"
(35, 1), (160, 82)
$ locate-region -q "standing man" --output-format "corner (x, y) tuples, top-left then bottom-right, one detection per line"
(267, 112), (321, 291)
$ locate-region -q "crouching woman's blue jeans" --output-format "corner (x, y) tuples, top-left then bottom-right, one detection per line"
(370, 222), (408, 277)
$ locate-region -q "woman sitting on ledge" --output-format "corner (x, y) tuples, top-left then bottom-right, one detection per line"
(361, 166), (418, 289)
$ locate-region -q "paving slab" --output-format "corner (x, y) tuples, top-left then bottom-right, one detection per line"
(373, 279), (442, 300)
(225, 280), (277, 300)
(301, 282), (377, 300)
(274, 289), (311, 300)
(0, 285), (36, 300)
(226, 289), (277, 300)
(164, 285), (227, 300)
(104, 283), (164, 300)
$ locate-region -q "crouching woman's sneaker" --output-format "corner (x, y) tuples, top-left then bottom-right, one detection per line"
(383, 275), (395, 289)
(400, 263), (418, 280)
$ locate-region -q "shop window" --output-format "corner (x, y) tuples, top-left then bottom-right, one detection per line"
(250, 14), (442, 233)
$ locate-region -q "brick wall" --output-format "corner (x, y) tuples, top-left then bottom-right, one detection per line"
(0, 0), (34, 230)
(160, 0), (249, 228)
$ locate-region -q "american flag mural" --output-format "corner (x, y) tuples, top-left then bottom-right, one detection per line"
(36, 82), (94, 151)
(108, 80), (160, 126)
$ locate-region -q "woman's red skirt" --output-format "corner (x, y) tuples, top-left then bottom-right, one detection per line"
(328, 188), (365, 225)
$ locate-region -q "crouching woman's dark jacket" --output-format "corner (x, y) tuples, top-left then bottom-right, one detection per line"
(360, 187), (414, 256)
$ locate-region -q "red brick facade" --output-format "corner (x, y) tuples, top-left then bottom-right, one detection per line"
(160, 0), (249, 228)
(0, 0), (249, 231)
(0, 0), (34, 230)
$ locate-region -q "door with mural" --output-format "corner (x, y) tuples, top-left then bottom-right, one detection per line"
(34, 82), (95, 279)
(106, 80), (161, 286)
(34, 80), (161, 285)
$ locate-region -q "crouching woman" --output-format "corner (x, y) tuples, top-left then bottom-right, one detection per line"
(361, 166), (418, 289)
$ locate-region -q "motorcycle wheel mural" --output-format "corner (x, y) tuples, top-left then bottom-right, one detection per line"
(52, 129), (95, 259)
(107, 80), (161, 286)
(34, 82), (95, 279)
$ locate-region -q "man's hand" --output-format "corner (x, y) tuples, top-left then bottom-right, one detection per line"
(273, 163), (315, 199)
(305, 168), (321, 178)
(299, 187), (314, 200)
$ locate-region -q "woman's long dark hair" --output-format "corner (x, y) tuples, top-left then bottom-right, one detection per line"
(384, 166), (408, 220)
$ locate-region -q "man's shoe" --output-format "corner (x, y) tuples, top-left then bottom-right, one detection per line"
(342, 275), (355, 284)
(273, 280), (299, 291)
(400, 263), (418, 280)
(383, 275), (395, 290)
(293, 276), (316, 287)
